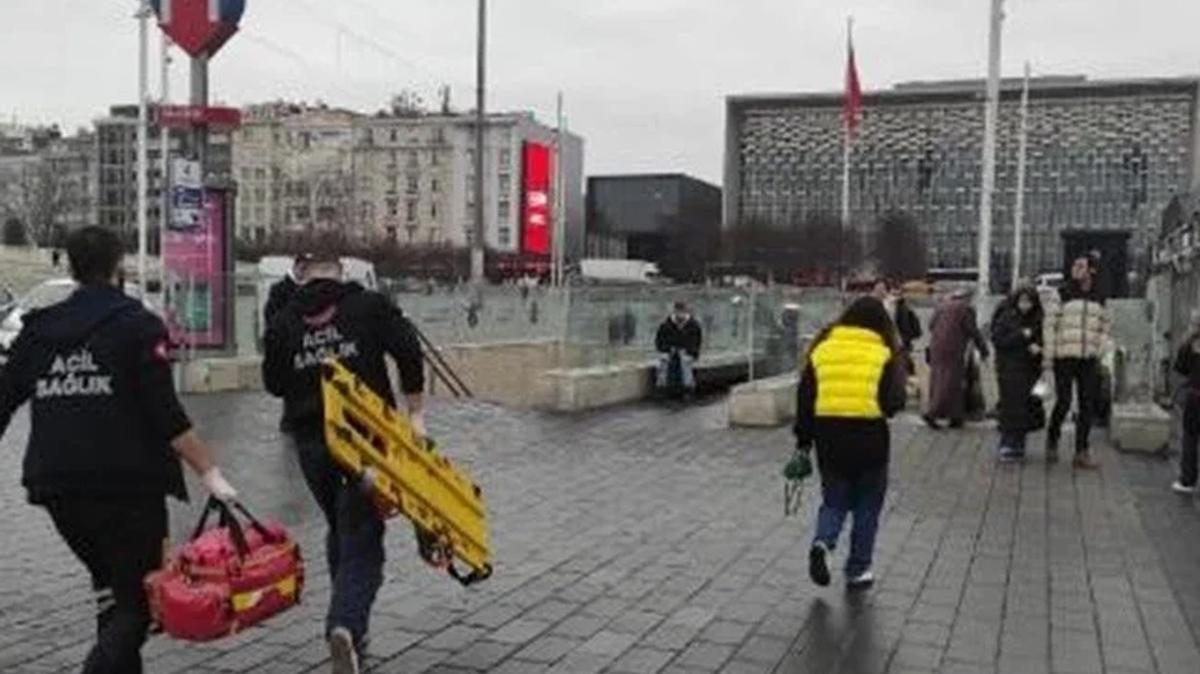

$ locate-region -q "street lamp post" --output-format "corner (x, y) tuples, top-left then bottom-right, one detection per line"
(471, 0), (487, 283)
(136, 0), (151, 298)
(976, 0), (1005, 304)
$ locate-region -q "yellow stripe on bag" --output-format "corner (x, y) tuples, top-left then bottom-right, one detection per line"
(231, 575), (298, 612)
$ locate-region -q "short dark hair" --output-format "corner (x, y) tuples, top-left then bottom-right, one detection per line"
(67, 226), (123, 285)
(673, 301), (687, 312)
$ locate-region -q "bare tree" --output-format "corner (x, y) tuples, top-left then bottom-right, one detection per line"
(0, 159), (71, 248)
(872, 209), (928, 281)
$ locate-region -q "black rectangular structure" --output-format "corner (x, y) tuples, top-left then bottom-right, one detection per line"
(586, 174), (722, 281)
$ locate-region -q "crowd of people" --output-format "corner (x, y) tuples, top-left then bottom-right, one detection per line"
(0, 230), (1194, 670)
(792, 252), (1131, 591)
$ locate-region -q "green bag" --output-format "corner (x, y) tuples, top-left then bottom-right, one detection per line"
(782, 449), (814, 517)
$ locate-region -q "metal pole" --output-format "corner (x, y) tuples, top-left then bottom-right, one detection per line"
(1012, 61), (1030, 290)
(747, 286), (756, 382)
(840, 16), (854, 281)
(160, 34), (171, 269)
(554, 91), (565, 287)
(136, 0), (151, 298)
(471, 0), (487, 282)
(977, 0), (1005, 304)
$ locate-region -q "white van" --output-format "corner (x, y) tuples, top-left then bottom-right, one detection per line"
(255, 256), (378, 337)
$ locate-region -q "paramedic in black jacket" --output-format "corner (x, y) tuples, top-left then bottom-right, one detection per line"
(655, 302), (703, 393)
(0, 226), (239, 674)
(262, 250), (425, 673)
(263, 257), (305, 433)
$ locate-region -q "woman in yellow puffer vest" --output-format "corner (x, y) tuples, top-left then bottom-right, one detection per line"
(795, 296), (908, 590)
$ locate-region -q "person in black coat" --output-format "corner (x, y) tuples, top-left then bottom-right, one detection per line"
(655, 302), (703, 393)
(1172, 319), (1200, 494)
(0, 227), (239, 672)
(990, 286), (1044, 462)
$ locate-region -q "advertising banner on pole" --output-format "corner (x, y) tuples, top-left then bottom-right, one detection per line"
(162, 166), (228, 348)
(521, 142), (553, 256)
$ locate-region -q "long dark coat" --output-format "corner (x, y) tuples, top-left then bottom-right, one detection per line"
(926, 297), (988, 420)
(990, 300), (1044, 433)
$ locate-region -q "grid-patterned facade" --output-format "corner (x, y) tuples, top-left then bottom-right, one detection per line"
(725, 77), (1200, 277)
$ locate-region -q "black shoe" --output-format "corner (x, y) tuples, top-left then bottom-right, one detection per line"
(922, 415), (942, 430)
(809, 543), (831, 587)
(1045, 437), (1060, 464)
(948, 419), (965, 429)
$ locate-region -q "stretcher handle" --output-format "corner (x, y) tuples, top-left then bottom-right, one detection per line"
(448, 562), (494, 588)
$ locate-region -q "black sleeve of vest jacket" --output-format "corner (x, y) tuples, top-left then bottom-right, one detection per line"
(0, 331), (34, 439)
(794, 362), (817, 450)
(136, 320), (192, 442)
(376, 297), (425, 395)
(261, 318), (291, 398)
(877, 355), (909, 418)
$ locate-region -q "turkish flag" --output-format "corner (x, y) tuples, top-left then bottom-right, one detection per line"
(843, 33), (864, 140)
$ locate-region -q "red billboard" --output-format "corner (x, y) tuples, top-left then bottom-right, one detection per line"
(521, 142), (553, 256)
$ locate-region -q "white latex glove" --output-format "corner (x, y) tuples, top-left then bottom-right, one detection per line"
(201, 467), (239, 502)
(410, 413), (428, 440)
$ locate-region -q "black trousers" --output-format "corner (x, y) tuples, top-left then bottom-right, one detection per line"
(1181, 427), (1199, 487)
(1049, 358), (1100, 454)
(46, 497), (167, 674)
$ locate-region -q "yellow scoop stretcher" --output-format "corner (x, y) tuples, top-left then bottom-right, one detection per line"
(320, 359), (492, 586)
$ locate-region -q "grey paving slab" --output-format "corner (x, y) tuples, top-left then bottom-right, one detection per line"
(1, 396), (1199, 673)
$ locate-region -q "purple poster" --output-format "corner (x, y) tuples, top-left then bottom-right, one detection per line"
(163, 189), (227, 348)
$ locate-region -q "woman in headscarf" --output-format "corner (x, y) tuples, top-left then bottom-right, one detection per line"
(990, 286), (1044, 461)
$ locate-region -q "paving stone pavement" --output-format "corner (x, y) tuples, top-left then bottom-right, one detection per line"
(3, 393), (1200, 673)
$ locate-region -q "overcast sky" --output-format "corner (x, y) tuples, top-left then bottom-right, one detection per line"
(4, 1), (1199, 184)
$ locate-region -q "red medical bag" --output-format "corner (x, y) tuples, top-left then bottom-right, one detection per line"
(145, 498), (304, 641)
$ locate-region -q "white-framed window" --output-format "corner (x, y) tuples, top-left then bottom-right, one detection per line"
(498, 227), (511, 247)
(406, 200), (418, 223)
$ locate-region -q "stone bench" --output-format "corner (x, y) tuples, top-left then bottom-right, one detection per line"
(537, 351), (763, 413)
(178, 356), (263, 394)
(1110, 403), (1172, 454)
(728, 373), (798, 428)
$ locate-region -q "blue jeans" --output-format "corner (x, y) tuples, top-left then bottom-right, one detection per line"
(812, 468), (887, 577)
(293, 434), (386, 647)
(1000, 431), (1027, 454)
(657, 351), (696, 389)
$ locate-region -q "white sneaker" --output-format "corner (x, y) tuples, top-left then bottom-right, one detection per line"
(847, 570), (875, 590)
(329, 627), (360, 674)
(1172, 481), (1197, 495)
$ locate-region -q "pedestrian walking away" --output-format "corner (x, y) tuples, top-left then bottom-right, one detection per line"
(1172, 317), (1200, 494)
(1044, 254), (1110, 469)
(990, 286), (1045, 462)
(0, 226), (239, 674)
(923, 289), (989, 429)
(263, 249), (426, 674)
(794, 296), (908, 591)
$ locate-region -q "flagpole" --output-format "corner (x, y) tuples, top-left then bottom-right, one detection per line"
(1012, 61), (1030, 290)
(840, 16), (854, 291)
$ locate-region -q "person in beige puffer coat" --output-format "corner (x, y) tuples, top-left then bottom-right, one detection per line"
(1043, 255), (1111, 468)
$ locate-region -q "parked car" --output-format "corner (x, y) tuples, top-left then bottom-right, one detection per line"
(0, 279), (78, 366)
(0, 286), (15, 319)
(0, 279), (161, 368)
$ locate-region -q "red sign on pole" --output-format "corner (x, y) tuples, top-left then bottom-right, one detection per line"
(157, 105), (242, 129)
(152, 0), (246, 59)
(521, 142), (553, 256)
